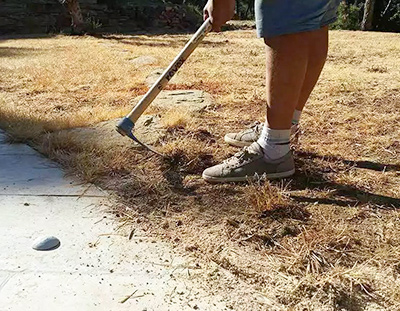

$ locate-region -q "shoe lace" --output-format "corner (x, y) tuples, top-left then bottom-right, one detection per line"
(223, 145), (259, 167)
(247, 121), (262, 133)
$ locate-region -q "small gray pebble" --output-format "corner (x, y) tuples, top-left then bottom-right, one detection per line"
(32, 236), (60, 251)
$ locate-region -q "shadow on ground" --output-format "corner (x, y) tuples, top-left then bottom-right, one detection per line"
(0, 34), (57, 42)
(0, 46), (46, 58)
(158, 145), (400, 210)
(290, 150), (400, 209)
(2, 104), (399, 212)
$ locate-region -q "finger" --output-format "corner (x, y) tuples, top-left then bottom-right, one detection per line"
(203, 8), (209, 21)
(204, 11), (217, 31)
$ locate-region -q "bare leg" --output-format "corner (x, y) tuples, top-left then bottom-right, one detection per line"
(296, 26), (329, 112)
(264, 32), (308, 129)
(202, 27), (330, 182)
(264, 26), (329, 129)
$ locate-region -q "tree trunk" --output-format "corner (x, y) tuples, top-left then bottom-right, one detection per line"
(65, 0), (85, 33)
(361, 0), (376, 30)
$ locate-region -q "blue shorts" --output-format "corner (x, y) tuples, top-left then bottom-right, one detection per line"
(255, 0), (341, 38)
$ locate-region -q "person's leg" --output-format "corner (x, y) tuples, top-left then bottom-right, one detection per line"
(290, 26), (329, 144)
(261, 26), (329, 150)
(256, 30), (311, 161)
(257, 28), (326, 162)
(295, 26), (329, 113)
(263, 32), (308, 130)
(223, 26), (329, 148)
(203, 27), (329, 183)
(202, 0), (341, 183)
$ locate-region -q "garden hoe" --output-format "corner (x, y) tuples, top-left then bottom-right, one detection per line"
(116, 18), (212, 156)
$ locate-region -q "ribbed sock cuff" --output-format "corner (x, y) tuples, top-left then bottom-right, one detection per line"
(257, 126), (291, 146)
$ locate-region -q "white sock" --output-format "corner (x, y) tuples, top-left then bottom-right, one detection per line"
(256, 124), (290, 161)
(292, 109), (302, 126)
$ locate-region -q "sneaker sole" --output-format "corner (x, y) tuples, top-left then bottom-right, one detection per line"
(202, 168), (295, 183)
(224, 135), (253, 148)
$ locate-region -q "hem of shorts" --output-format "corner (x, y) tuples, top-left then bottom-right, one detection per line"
(256, 17), (338, 38)
(321, 16), (338, 27)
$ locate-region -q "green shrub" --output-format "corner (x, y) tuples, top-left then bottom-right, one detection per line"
(185, 3), (203, 27)
(331, 2), (361, 30)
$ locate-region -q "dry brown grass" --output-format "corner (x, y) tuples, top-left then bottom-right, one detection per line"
(1, 30), (400, 310)
(160, 107), (196, 129)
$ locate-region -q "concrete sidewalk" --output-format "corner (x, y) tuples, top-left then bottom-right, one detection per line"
(0, 130), (227, 311)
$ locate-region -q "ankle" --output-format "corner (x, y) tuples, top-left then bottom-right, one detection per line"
(257, 125), (291, 161)
(292, 109), (302, 126)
